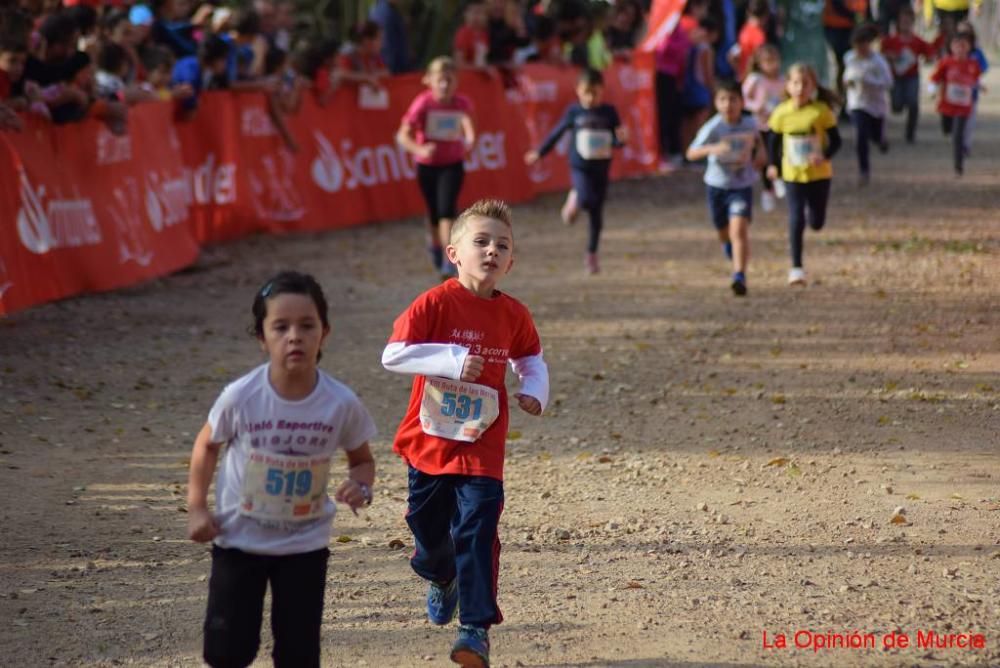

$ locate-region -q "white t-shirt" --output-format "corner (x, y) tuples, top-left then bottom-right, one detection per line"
(843, 50), (893, 118)
(207, 364), (377, 555)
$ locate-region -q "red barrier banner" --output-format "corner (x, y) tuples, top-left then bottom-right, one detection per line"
(0, 61), (656, 315)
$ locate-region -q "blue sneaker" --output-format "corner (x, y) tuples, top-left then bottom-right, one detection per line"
(731, 272), (747, 297)
(426, 579), (458, 625)
(450, 624), (489, 667)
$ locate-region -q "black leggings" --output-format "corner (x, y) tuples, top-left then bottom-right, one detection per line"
(203, 546), (329, 668)
(851, 110), (885, 175)
(416, 161), (465, 227)
(941, 114), (969, 174)
(655, 72), (683, 159)
(785, 179), (832, 269)
(571, 166), (610, 253)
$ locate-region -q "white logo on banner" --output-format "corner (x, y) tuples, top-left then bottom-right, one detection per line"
(189, 154), (237, 205)
(144, 171), (190, 231)
(247, 149), (305, 222)
(96, 127), (132, 165)
(311, 131), (507, 194)
(0, 258), (11, 299)
(16, 170), (101, 255)
(241, 107), (277, 137)
(108, 177), (154, 266)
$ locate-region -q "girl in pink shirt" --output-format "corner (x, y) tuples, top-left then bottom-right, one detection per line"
(742, 44), (786, 211)
(396, 57), (476, 278)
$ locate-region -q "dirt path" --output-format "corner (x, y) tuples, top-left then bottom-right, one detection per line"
(1, 70), (998, 668)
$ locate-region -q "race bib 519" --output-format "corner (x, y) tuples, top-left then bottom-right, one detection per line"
(240, 452), (331, 522)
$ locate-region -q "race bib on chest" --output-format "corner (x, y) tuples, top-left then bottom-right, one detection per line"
(945, 82), (973, 107)
(719, 132), (754, 165)
(419, 377), (500, 442)
(425, 110), (464, 141)
(240, 451), (331, 522)
(576, 128), (614, 160)
(786, 134), (819, 168)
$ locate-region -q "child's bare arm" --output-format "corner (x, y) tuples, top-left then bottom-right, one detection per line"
(187, 423), (222, 542)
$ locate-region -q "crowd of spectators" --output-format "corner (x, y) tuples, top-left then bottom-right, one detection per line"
(0, 0), (654, 137)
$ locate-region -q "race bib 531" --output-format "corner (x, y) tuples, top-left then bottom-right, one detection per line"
(419, 377), (500, 442)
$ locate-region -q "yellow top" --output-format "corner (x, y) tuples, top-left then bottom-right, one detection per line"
(926, 0), (981, 22)
(768, 99), (837, 183)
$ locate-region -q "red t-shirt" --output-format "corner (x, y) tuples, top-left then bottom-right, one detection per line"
(388, 280), (542, 480)
(737, 22), (766, 80)
(931, 56), (981, 117)
(401, 90), (474, 166)
(881, 34), (933, 78)
(453, 25), (489, 66)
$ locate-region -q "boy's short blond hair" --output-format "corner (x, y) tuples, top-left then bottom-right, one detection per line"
(450, 199), (513, 243)
(426, 55), (457, 76)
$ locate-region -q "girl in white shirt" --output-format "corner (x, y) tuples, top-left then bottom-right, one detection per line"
(187, 271), (377, 668)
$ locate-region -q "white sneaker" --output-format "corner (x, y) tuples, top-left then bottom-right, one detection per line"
(773, 179), (786, 199)
(787, 267), (807, 286)
(761, 190), (776, 213)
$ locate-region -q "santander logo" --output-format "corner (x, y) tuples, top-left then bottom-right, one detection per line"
(311, 130), (508, 194)
(16, 170), (101, 255)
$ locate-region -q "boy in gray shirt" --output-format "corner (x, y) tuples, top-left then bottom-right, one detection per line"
(687, 80), (767, 296)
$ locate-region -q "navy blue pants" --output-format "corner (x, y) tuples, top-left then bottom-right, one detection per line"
(940, 114), (969, 174)
(785, 179), (831, 269)
(406, 466), (505, 628)
(571, 166), (610, 253)
(891, 75), (920, 142)
(850, 110), (885, 176)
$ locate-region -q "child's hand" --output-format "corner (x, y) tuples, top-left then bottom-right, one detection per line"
(710, 141), (732, 156)
(461, 354), (485, 382)
(809, 153), (826, 167)
(187, 507), (219, 543)
(766, 165), (779, 180)
(417, 143), (437, 160)
(334, 479), (367, 514)
(524, 150), (540, 165)
(515, 393), (542, 416)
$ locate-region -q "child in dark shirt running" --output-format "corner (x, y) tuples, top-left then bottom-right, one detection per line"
(525, 68), (626, 275)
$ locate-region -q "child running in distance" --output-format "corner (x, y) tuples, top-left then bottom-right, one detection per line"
(525, 68), (625, 275)
(729, 0), (771, 81)
(687, 80), (767, 296)
(382, 200), (549, 668)
(843, 23), (893, 186)
(187, 271), (377, 668)
(954, 21), (988, 158)
(767, 63), (842, 286)
(880, 6), (935, 143)
(930, 29), (982, 176)
(397, 57), (476, 279)
(742, 43), (786, 212)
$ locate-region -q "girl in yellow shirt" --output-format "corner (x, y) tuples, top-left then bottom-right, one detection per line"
(766, 63), (842, 286)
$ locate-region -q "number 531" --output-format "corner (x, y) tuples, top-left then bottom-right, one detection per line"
(440, 392), (483, 420)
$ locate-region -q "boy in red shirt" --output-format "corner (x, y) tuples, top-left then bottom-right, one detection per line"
(880, 6), (934, 143)
(383, 199), (548, 668)
(930, 30), (982, 175)
(453, 0), (490, 68)
(729, 0), (769, 81)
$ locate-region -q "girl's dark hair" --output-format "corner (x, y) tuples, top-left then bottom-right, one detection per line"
(250, 270), (330, 339)
(850, 23), (879, 46)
